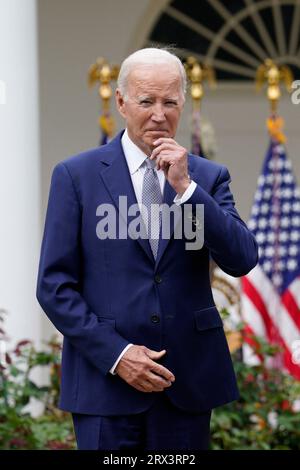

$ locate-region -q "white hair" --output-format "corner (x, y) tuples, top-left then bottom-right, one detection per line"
(117, 47), (186, 99)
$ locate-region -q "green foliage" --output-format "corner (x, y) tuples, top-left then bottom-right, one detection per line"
(211, 336), (300, 450)
(0, 316), (75, 449)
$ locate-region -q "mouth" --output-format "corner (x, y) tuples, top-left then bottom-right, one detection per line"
(145, 129), (168, 133)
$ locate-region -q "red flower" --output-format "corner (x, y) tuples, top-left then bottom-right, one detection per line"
(46, 440), (73, 450)
(262, 370), (270, 381)
(8, 438), (27, 448)
(245, 373), (255, 383)
(281, 400), (291, 411)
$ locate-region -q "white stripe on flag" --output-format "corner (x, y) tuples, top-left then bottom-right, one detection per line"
(241, 294), (266, 337)
(288, 278), (300, 307)
(245, 266), (300, 348)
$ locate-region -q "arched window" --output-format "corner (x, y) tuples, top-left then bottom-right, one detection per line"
(146, 0), (300, 81)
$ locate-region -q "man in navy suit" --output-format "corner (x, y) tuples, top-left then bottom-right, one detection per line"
(36, 48), (258, 450)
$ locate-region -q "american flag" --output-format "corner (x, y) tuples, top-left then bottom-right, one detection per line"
(241, 140), (300, 380)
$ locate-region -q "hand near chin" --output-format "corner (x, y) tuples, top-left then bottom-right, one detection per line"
(150, 138), (190, 196)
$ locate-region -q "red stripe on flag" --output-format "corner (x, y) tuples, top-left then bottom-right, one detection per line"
(282, 288), (300, 330)
(242, 277), (300, 380)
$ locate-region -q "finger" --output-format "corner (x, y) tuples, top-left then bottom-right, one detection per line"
(144, 348), (166, 360)
(147, 371), (173, 388)
(134, 383), (149, 393)
(149, 361), (175, 382)
(143, 349), (175, 381)
(138, 379), (163, 393)
(155, 155), (163, 171)
(142, 382), (165, 393)
(150, 143), (177, 160)
(150, 142), (178, 160)
(156, 155), (175, 171)
(154, 152), (172, 169)
(153, 138), (178, 146)
(139, 380), (153, 392)
(157, 159), (170, 172)
(132, 378), (163, 393)
(155, 152), (177, 163)
(152, 142), (177, 152)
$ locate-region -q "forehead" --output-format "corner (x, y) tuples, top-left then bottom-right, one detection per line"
(127, 64), (182, 96)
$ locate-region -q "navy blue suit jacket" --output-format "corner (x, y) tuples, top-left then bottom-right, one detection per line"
(36, 130), (258, 415)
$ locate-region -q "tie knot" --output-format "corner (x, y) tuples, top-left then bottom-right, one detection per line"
(144, 158), (156, 170)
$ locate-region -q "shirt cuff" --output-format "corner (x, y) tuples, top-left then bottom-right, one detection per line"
(173, 181), (197, 205)
(109, 343), (134, 375)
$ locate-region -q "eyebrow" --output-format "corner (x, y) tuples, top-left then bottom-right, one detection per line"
(136, 96), (151, 101)
(137, 96), (179, 102)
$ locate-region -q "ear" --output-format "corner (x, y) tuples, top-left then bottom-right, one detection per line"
(115, 89), (126, 119)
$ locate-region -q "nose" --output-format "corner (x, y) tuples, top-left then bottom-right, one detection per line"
(151, 104), (166, 123)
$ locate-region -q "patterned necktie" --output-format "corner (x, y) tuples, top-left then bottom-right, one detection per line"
(141, 158), (163, 259)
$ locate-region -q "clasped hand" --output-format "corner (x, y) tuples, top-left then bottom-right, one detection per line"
(115, 345), (175, 393)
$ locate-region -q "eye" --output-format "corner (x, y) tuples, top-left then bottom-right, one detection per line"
(165, 101), (177, 106)
(140, 100), (152, 105)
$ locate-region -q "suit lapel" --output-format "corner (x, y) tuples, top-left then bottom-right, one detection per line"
(98, 132), (154, 263)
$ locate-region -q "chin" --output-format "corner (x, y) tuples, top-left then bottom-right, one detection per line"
(142, 138), (155, 149)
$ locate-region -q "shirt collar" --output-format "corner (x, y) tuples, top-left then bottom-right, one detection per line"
(121, 129), (148, 175)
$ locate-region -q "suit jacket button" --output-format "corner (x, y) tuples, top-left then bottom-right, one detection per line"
(154, 275), (162, 284)
(151, 314), (160, 324)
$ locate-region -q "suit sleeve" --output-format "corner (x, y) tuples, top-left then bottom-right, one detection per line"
(36, 163), (130, 375)
(186, 165), (258, 277)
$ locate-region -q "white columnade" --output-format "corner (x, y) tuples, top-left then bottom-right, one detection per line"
(0, 0), (41, 347)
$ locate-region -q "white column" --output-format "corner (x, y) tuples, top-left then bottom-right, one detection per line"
(0, 0), (41, 347)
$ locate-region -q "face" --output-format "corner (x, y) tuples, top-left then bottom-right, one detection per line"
(116, 64), (184, 155)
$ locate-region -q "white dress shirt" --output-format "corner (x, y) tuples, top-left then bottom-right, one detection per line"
(109, 129), (197, 374)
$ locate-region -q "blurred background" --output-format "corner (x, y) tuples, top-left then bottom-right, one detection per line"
(0, 0), (300, 449)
